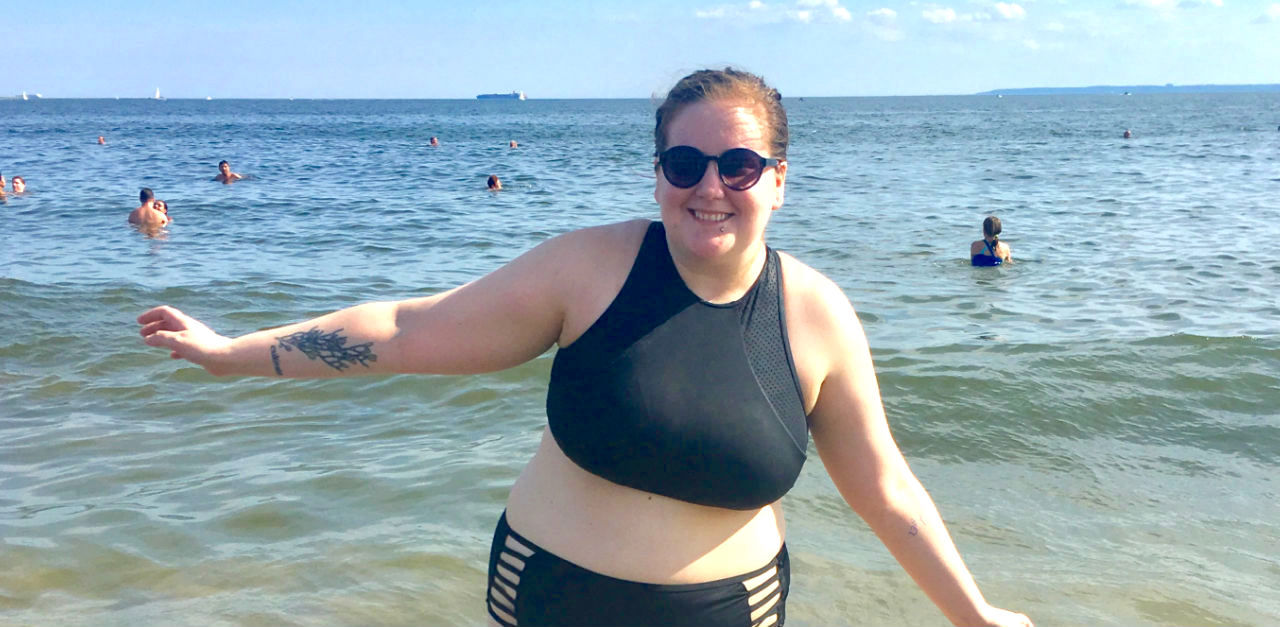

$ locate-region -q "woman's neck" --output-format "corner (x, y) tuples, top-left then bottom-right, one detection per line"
(669, 242), (768, 304)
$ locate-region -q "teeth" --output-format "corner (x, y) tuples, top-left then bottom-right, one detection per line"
(692, 210), (730, 222)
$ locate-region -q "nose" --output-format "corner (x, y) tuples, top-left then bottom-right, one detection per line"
(693, 159), (725, 198)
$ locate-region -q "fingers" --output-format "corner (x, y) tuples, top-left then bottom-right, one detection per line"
(136, 305), (185, 325)
(143, 330), (177, 349)
(139, 319), (169, 338)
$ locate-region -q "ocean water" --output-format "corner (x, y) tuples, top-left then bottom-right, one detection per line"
(2, 94), (1278, 626)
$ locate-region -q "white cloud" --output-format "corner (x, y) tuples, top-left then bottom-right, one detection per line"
(864, 8), (902, 40)
(922, 7), (957, 22)
(994, 2), (1026, 19)
(919, 4), (994, 23)
(696, 0), (854, 23)
(1125, 0), (1222, 8)
(1254, 3), (1280, 22)
(867, 7), (897, 24)
(1023, 38), (1040, 50)
(796, 0), (852, 21)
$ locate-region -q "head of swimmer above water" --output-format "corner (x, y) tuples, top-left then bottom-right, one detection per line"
(140, 187), (155, 205)
(983, 216), (1002, 242)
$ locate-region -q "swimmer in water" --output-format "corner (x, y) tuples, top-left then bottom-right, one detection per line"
(213, 160), (243, 184)
(154, 199), (172, 222)
(128, 188), (169, 228)
(430, 136), (440, 147)
(971, 216), (1012, 266)
(510, 140), (519, 148)
(98, 136), (106, 145)
(487, 175), (502, 190)
(11, 176), (26, 194)
(1123, 129), (1132, 139)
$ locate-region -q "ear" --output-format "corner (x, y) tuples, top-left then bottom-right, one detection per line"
(771, 160), (787, 211)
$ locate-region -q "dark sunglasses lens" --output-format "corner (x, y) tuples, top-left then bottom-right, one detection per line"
(718, 149), (763, 190)
(662, 146), (705, 188)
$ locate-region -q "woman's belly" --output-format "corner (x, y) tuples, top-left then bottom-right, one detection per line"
(504, 428), (787, 584)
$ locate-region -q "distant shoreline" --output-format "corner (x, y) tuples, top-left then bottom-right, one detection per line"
(7, 83), (1280, 100)
(976, 83), (1280, 96)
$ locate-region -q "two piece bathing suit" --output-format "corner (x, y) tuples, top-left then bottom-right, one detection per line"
(487, 222), (811, 626)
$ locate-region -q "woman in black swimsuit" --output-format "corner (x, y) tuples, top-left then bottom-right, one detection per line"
(137, 68), (1032, 627)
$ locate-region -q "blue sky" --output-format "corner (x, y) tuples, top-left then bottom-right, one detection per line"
(6, 0), (1278, 98)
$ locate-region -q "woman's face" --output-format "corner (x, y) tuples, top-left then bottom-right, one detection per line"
(654, 99), (786, 264)
(11, 178), (22, 193)
(155, 200), (167, 213)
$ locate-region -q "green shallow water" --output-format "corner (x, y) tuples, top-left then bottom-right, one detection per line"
(2, 95), (1279, 625)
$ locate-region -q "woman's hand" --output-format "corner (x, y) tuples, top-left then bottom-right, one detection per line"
(978, 605), (1033, 627)
(137, 306), (234, 375)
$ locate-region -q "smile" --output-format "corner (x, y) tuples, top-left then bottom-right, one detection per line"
(691, 210), (731, 223)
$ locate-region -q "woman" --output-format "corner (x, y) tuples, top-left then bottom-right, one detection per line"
(11, 176), (25, 194)
(971, 216), (1012, 266)
(138, 68), (1031, 627)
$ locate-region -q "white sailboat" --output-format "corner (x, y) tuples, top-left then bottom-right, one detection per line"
(153, 87), (165, 101)
(21, 91), (28, 101)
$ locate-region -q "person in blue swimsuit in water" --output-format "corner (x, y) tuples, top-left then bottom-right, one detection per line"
(971, 216), (1012, 266)
(136, 68), (1032, 627)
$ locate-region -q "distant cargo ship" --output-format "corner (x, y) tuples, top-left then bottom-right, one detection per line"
(477, 91), (526, 100)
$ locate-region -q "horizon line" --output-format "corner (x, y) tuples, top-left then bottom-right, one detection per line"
(8, 82), (1280, 101)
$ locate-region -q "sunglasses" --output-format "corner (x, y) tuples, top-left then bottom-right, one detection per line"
(657, 146), (781, 191)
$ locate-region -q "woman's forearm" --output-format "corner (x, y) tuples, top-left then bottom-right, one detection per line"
(209, 301), (402, 378)
(868, 475), (992, 626)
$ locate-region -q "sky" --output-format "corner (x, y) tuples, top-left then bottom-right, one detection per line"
(5, 0), (1279, 98)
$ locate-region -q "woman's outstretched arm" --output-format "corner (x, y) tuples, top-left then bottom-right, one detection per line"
(137, 228), (601, 379)
(798, 272), (1032, 627)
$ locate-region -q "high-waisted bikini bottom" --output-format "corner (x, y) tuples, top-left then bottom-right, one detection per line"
(486, 512), (789, 627)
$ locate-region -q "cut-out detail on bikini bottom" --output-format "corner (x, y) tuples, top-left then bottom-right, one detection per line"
(486, 512), (791, 626)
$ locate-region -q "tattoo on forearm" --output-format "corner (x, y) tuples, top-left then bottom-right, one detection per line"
(271, 327), (377, 375)
(909, 518), (921, 536)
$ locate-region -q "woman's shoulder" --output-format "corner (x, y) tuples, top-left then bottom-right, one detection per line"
(545, 219), (649, 258)
(525, 219), (650, 288)
(776, 251), (857, 321)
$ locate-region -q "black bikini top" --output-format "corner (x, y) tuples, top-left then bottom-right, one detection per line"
(546, 222), (809, 511)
